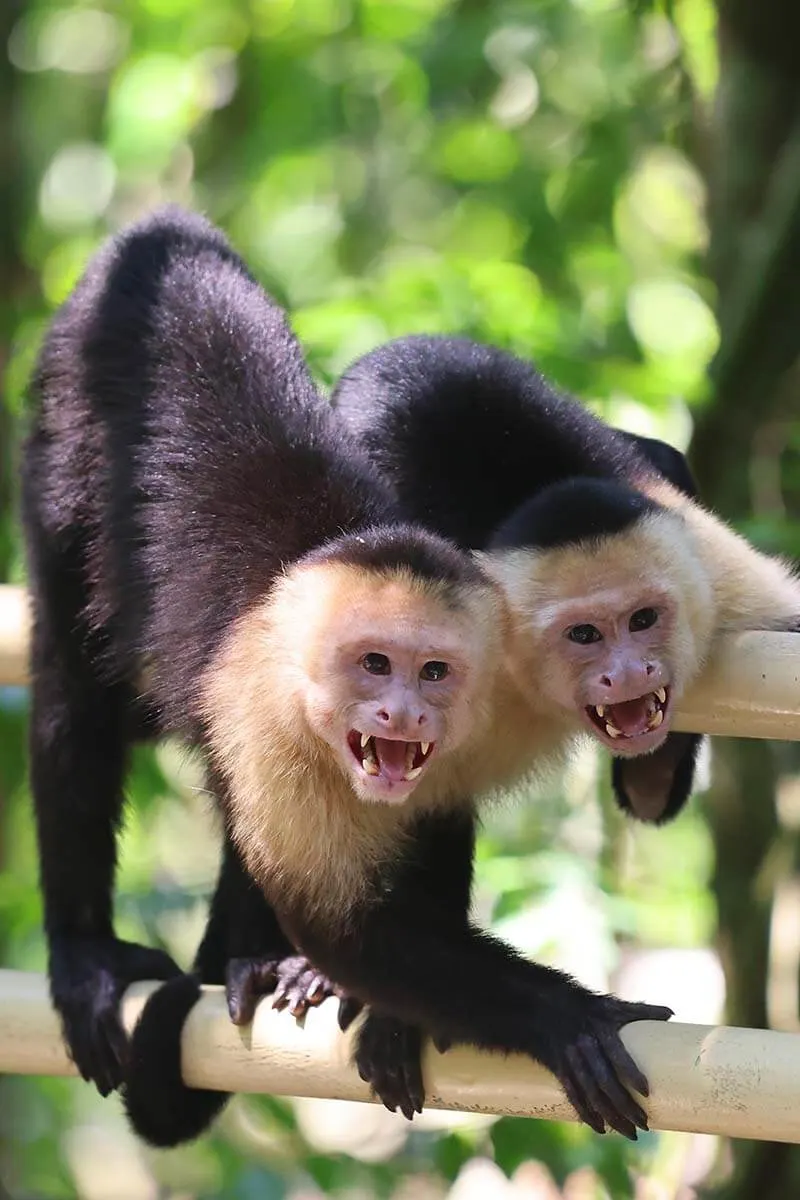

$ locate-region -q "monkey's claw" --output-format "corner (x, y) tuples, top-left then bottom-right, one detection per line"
(49, 934), (181, 1097)
(271, 955), (335, 1017)
(548, 996), (671, 1141)
(355, 1013), (425, 1121)
(226, 954), (336, 1026)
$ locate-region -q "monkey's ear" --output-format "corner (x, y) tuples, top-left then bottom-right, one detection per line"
(123, 973), (230, 1147)
(611, 733), (703, 824)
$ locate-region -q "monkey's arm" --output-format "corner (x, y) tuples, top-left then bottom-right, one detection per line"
(286, 817), (669, 1141)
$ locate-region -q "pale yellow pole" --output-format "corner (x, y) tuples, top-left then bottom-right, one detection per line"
(0, 970), (798, 1143)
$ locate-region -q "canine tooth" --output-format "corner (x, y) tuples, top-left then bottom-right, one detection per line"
(360, 732), (370, 749)
(405, 743), (416, 769)
(421, 741), (431, 756)
(363, 757), (380, 776)
(405, 766), (423, 781)
(649, 709), (664, 728)
(655, 687), (667, 704)
(595, 705), (605, 719)
(605, 722), (622, 739)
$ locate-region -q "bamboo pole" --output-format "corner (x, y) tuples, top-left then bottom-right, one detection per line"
(0, 969), (799, 1143)
(3, 584), (800, 740)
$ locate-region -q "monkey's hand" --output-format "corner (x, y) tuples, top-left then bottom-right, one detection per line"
(353, 1012), (425, 1121)
(49, 934), (181, 1097)
(541, 994), (671, 1141)
(226, 954), (337, 1024)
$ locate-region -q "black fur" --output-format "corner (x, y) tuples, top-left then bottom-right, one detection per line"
(20, 209), (473, 1141)
(489, 478), (663, 553)
(333, 333), (703, 827)
(23, 211), (671, 1149)
(332, 335), (664, 550)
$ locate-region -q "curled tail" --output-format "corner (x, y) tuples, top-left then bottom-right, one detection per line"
(122, 974), (230, 1147)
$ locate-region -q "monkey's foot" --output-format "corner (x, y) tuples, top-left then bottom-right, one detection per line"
(49, 934), (181, 1097)
(543, 995), (672, 1141)
(226, 954), (336, 1025)
(271, 954), (336, 1017)
(355, 1012), (425, 1121)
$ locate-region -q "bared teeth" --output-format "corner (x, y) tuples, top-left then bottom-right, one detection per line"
(649, 709), (664, 729)
(595, 705), (606, 719)
(360, 732), (370, 749)
(655, 687), (667, 704)
(405, 743), (416, 771)
(421, 741), (430, 756)
(362, 737), (379, 775)
(405, 766), (423, 781)
(605, 721), (622, 738)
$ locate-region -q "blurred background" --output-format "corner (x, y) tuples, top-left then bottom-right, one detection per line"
(1, 0), (799, 1196)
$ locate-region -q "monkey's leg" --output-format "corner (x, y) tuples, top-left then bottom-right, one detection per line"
(208, 827), (339, 1024)
(28, 567), (180, 1097)
(335, 810), (477, 1121)
(287, 814), (670, 1142)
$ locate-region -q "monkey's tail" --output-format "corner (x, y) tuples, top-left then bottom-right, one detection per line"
(122, 974), (230, 1147)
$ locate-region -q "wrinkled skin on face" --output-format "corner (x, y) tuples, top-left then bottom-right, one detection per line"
(481, 516), (716, 759)
(546, 594), (676, 755)
(301, 568), (501, 803)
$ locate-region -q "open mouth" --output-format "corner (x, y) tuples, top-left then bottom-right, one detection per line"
(347, 731), (435, 785)
(586, 686), (670, 744)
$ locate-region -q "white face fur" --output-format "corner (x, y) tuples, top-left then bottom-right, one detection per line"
(480, 513), (716, 758)
(299, 568), (501, 804)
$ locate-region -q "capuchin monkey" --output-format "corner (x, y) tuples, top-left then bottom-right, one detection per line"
(326, 334), (800, 1120)
(333, 335), (713, 824)
(22, 210), (672, 1150)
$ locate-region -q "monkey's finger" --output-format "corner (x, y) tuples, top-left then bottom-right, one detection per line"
(557, 1055), (607, 1137)
(623, 1001), (673, 1023)
(91, 1017), (128, 1097)
(598, 1026), (650, 1098)
(564, 1045), (636, 1141)
(337, 997), (363, 1031)
(305, 974), (330, 1005)
(577, 1035), (649, 1133)
(287, 973), (316, 1017)
(225, 961), (266, 1025)
(402, 1049), (425, 1116)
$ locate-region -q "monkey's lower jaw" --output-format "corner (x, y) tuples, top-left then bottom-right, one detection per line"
(347, 730), (435, 802)
(585, 686), (670, 756)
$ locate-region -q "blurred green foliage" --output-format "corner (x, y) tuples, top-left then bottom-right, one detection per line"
(0, 0), (732, 1196)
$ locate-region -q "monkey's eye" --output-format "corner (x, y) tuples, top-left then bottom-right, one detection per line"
(362, 652), (391, 675)
(420, 660), (449, 682)
(629, 607), (658, 632)
(567, 624), (602, 645)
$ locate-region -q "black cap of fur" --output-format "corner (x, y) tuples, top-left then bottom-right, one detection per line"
(488, 477), (663, 553)
(304, 523), (488, 590)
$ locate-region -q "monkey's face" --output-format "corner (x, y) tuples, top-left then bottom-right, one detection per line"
(536, 589), (683, 756)
(482, 516), (713, 758)
(301, 574), (499, 804)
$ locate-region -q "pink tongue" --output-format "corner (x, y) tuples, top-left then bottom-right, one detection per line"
(607, 697), (651, 737)
(374, 738), (413, 782)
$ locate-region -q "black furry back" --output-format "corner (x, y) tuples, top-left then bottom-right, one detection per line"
(332, 335), (660, 549)
(22, 208), (398, 730)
